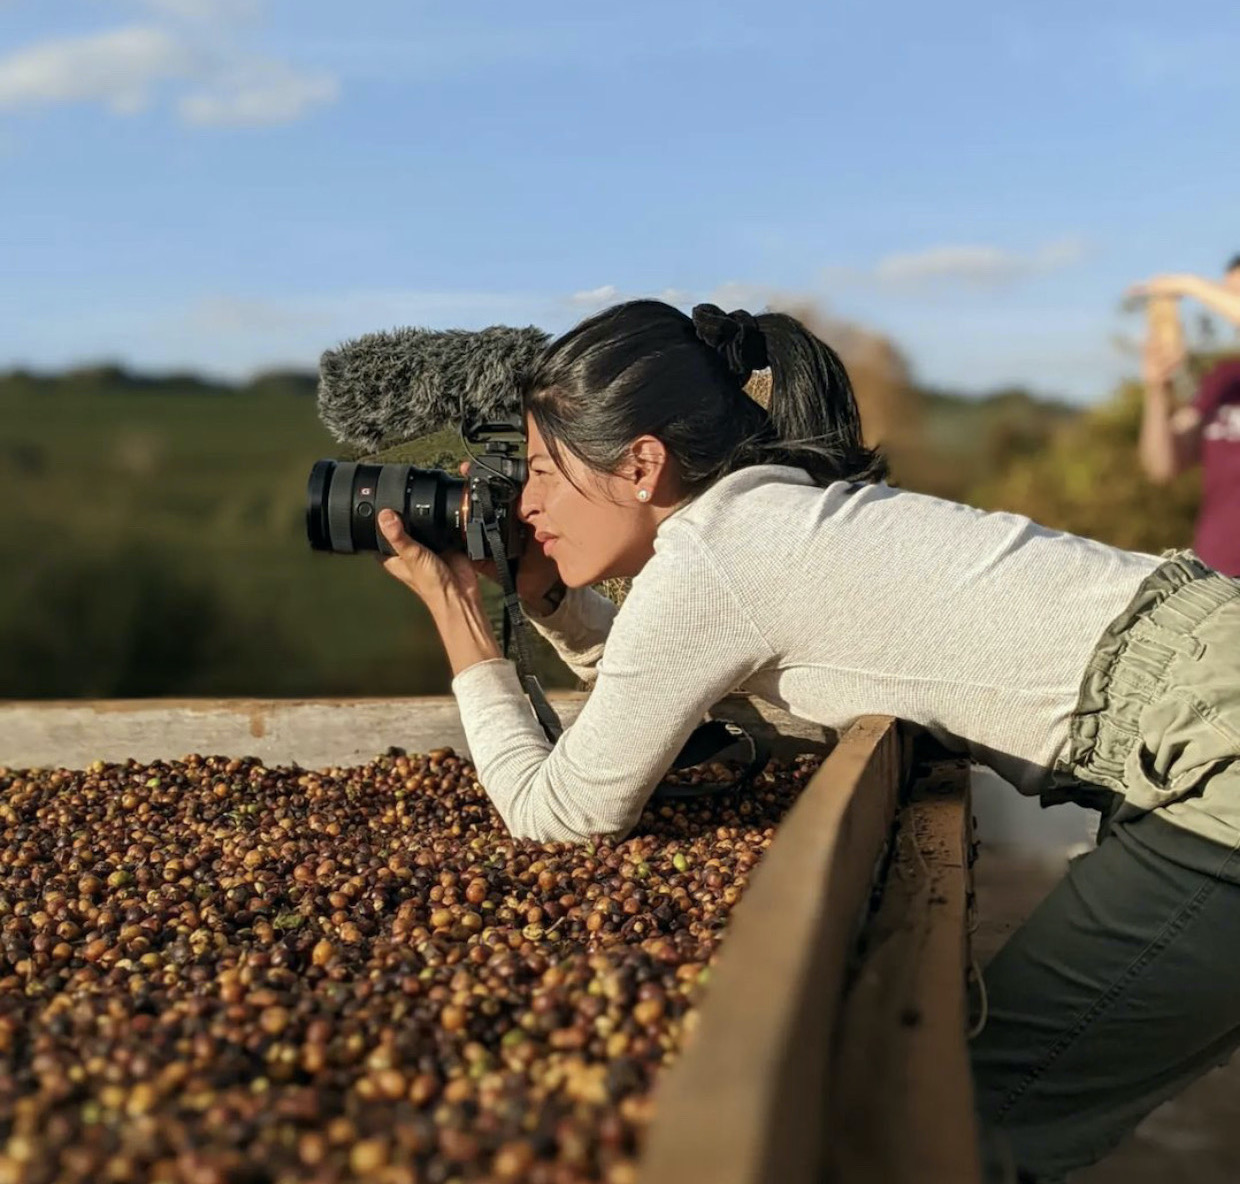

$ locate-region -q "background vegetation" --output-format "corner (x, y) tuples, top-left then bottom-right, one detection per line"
(0, 330), (1219, 700)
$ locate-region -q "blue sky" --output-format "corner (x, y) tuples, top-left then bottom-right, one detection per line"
(2, 0), (1238, 402)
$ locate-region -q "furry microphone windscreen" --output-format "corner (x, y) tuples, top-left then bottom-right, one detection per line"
(316, 324), (552, 450)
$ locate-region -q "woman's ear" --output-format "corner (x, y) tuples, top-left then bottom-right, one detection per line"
(626, 435), (670, 495)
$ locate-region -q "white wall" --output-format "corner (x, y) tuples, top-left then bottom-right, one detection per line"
(970, 767), (1096, 855)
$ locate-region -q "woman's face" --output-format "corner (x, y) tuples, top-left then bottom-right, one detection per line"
(518, 415), (678, 587)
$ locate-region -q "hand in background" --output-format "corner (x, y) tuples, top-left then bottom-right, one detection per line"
(1141, 332), (1185, 390)
(1128, 274), (1197, 301)
(1129, 273), (1240, 331)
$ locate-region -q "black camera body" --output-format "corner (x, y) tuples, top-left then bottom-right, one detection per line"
(306, 414), (527, 561)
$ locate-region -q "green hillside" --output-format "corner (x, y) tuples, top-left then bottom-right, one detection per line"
(0, 368), (566, 699)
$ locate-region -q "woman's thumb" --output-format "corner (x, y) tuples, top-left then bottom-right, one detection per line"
(379, 510), (418, 557)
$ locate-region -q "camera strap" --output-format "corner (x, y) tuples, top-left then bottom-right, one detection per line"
(649, 719), (771, 801)
(473, 483), (565, 744)
(471, 484), (770, 798)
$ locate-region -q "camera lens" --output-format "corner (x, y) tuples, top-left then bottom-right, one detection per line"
(306, 460), (335, 551)
(305, 460), (467, 554)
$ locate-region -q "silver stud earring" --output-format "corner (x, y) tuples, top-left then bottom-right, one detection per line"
(637, 489), (649, 502)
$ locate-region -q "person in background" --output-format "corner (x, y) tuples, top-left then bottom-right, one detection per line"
(1134, 255), (1240, 576)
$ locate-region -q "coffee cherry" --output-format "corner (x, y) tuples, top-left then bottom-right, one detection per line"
(0, 746), (818, 1182)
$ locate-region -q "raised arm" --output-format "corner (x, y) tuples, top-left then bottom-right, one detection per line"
(1138, 332), (1201, 484)
(1131, 274), (1240, 329)
(452, 533), (775, 842)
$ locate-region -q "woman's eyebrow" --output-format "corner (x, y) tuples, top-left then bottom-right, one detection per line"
(527, 452), (549, 463)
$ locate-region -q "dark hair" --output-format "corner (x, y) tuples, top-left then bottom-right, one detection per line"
(524, 299), (885, 497)
(1227, 255), (1240, 275)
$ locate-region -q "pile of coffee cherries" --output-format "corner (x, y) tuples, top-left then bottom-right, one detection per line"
(0, 746), (821, 1184)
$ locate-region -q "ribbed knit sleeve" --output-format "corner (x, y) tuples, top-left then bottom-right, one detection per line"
(523, 586), (618, 686)
(450, 528), (775, 843)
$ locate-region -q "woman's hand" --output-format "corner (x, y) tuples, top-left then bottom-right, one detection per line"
(377, 508), (503, 676)
(474, 545), (564, 614)
(377, 510), (484, 612)
(379, 462), (563, 617)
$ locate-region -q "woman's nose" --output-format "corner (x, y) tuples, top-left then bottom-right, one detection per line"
(518, 485), (538, 524)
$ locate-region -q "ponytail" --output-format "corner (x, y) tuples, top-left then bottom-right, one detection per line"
(691, 304), (887, 486)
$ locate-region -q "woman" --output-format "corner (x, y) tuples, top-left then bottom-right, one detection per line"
(376, 299), (1240, 1182)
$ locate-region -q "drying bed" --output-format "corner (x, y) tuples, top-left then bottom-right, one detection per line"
(0, 745), (822, 1184)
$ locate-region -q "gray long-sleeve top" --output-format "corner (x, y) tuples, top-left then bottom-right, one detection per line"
(450, 465), (1160, 842)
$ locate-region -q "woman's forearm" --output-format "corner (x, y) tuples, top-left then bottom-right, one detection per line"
(523, 585), (619, 687)
(429, 594), (503, 677)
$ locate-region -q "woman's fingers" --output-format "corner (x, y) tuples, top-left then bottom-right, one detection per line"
(377, 510), (437, 588)
(376, 510), (478, 606)
(378, 510), (418, 557)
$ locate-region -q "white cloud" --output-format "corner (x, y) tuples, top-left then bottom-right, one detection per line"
(180, 59), (338, 127)
(0, 27), (192, 115)
(826, 238), (1089, 293)
(705, 281), (781, 311)
(876, 245), (1025, 287)
(568, 284), (620, 308)
(0, 12), (336, 127)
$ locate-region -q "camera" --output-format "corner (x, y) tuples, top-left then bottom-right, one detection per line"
(306, 414), (527, 561)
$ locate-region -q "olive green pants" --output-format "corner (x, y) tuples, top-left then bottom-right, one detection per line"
(971, 553), (1240, 1181)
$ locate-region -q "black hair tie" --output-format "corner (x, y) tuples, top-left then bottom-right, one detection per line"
(691, 303), (769, 380)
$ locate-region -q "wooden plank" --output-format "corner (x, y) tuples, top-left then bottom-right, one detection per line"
(0, 696), (537, 771)
(0, 693), (830, 771)
(638, 716), (902, 1184)
(825, 757), (981, 1183)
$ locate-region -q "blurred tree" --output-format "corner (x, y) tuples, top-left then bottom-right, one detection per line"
(242, 370), (318, 399)
(970, 382), (1200, 554)
(61, 363), (134, 393)
(887, 386), (1075, 502)
(0, 545), (295, 698)
(768, 299), (920, 452)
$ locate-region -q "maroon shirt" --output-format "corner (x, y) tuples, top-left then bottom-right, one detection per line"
(1193, 358), (1240, 576)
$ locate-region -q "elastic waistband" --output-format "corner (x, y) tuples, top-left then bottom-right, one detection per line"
(1060, 551), (1238, 790)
